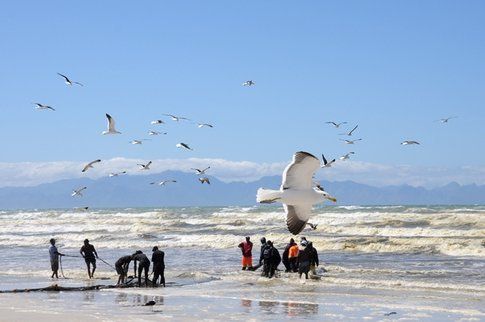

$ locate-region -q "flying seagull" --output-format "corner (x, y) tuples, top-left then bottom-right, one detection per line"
(176, 143), (193, 151)
(340, 125), (358, 136)
(109, 171), (126, 177)
(197, 123), (214, 128)
(81, 159), (101, 172)
(325, 121), (347, 128)
(130, 139), (150, 145)
(150, 180), (177, 186)
(71, 186), (87, 197)
(57, 73), (83, 86)
(138, 161), (152, 170)
(339, 152), (355, 161)
(33, 103), (55, 111)
(437, 116), (457, 123)
(74, 206), (89, 211)
(148, 130), (166, 136)
(150, 119), (164, 125)
(321, 154), (335, 168)
(340, 138), (362, 144)
(198, 177), (210, 185)
(191, 166), (210, 175)
(401, 140), (420, 145)
(242, 80), (255, 86)
(256, 151), (337, 235)
(163, 114), (190, 122)
(102, 113), (121, 135)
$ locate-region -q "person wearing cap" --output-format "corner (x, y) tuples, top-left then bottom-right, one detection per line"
(297, 240), (311, 279)
(238, 236), (253, 270)
(282, 238), (296, 272)
(48, 238), (64, 279)
(151, 246), (165, 287)
(132, 250), (150, 287)
(80, 239), (98, 278)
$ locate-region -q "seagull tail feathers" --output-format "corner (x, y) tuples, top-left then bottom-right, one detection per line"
(256, 188), (282, 204)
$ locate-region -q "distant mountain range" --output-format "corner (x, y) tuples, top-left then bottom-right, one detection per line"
(0, 171), (483, 209)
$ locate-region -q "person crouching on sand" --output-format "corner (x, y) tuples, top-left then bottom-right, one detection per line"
(48, 238), (64, 279)
(115, 255), (132, 285)
(238, 236), (253, 270)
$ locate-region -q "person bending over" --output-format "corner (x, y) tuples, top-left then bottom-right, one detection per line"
(132, 250), (150, 287)
(115, 255), (132, 285)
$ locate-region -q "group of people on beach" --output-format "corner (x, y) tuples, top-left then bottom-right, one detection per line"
(48, 238), (166, 287)
(238, 236), (319, 279)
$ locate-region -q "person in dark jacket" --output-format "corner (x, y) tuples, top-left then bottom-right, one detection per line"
(252, 237), (267, 271)
(132, 250), (150, 287)
(282, 238), (296, 272)
(307, 242), (319, 275)
(262, 240), (281, 278)
(115, 255), (132, 285)
(297, 240), (311, 279)
(151, 246), (165, 287)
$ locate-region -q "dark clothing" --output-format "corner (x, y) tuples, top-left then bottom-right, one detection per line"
(51, 259), (59, 272)
(85, 256), (96, 265)
(133, 253), (150, 286)
(259, 243), (268, 265)
(80, 244), (97, 260)
(298, 247), (312, 279)
(262, 246), (280, 278)
(151, 250), (165, 269)
(282, 242), (296, 272)
(153, 267), (165, 287)
(238, 241), (253, 257)
(151, 250), (165, 287)
(308, 245), (319, 267)
(115, 255), (132, 275)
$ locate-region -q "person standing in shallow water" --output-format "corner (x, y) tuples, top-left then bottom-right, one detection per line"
(298, 240), (311, 279)
(238, 236), (253, 270)
(151, 246), (165, 287)
(48, 238), (64, 279)
(282, 238), (296, 272)
(80, 239), (98, 279)
(132, 250), (150, 287)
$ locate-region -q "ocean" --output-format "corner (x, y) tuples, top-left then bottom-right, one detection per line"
(0, 205), (483, 321)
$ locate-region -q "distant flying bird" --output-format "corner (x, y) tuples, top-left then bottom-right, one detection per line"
(191, 166), (210, 175)
(340, 125), (358, 136)
(256, 151), (337, 235)
(437, 116), (457, 123)
(109, 171), (126, 177)
(339, 152), (355, 161)
(340, 138), (362, 144)
(163, 114), (190, 122)
(176, 143), (193, 151)
(71, 186), (87, 197)
(384, 312), (397, 317)
(242, 80), (255, 86)
(57, 73), (83, 86)
(197, 123), (214, 128)
(401, 140), (420, 145)
(198, 177), (210, 185)
(150, 180), (177, 186)
(138, 161), (152, 170)
(150, 119), (164, 125)
(321, 154), (335, 168)
(325, 121), (347, 128)
(148, 130), (166, 136)
(81, 159), (101, 172)
(102, 113), (121, 135)
(33, 103), (55, 111)
(130, 139), (149, 145)
(74, 206), (89, 211)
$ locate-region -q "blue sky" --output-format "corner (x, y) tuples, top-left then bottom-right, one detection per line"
(0, 1), (484, 186)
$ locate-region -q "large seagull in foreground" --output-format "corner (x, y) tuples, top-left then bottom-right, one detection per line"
(256, 151), (336, 235)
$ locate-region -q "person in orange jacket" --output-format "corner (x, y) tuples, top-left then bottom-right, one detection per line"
(238, 236), (253, 270)
(288, 241), (299, 272)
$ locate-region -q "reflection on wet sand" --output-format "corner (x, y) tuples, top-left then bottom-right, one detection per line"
(255, 299), (319, 317)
